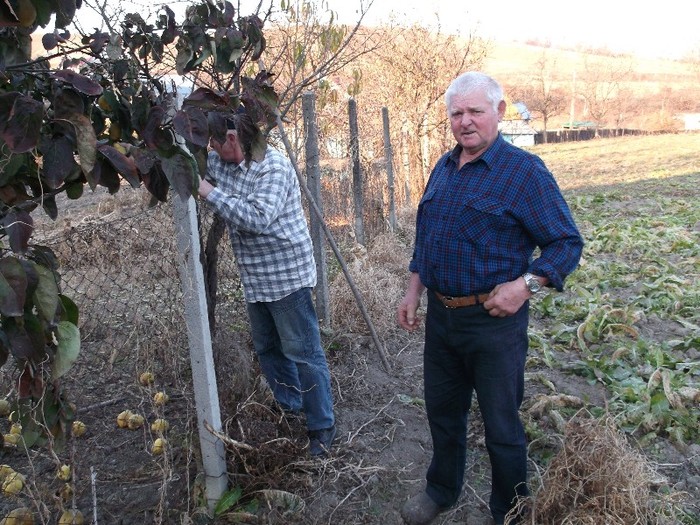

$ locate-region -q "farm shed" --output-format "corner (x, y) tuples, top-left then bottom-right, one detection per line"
(499, 119), (538, 147)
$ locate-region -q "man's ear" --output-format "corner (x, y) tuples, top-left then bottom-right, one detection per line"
(497, 100), (507, 119)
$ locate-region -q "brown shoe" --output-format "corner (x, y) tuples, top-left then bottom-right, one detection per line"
(400, 492), (443, 525)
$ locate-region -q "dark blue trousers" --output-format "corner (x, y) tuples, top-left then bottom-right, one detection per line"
(423, 290), (530, 523)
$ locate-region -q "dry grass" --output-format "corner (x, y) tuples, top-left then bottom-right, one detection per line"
(530, 133), (700, 190)
(328, 231), (412, 336)
(511, 413), (680, 525)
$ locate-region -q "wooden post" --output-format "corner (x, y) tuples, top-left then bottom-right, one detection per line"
(275, 116), (393, 374)
(348, 98), (365, 245)
(302, 92), (331, 329)
(401, 120), (411, 206)
(173, 196), (228, 511)
(381, 107), (397, 232)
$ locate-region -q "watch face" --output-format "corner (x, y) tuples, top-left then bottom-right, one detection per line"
(525, 274), (540, 293)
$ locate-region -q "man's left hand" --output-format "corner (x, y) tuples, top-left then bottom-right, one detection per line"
(482, 279), (531, 317)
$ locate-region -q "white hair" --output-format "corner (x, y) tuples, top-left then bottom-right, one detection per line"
(445, 72), (503, 114)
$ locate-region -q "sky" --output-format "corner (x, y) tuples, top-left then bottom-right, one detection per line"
(323, 0), (700, 59)
(69, 0), (700, 60)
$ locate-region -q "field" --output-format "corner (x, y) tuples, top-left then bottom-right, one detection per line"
(1, 133), (699, 524)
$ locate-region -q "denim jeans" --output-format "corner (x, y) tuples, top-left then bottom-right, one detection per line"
(246, 287), (335, 431)
(423, 290), (530, 523)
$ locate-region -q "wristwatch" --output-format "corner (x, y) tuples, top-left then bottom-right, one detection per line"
(522, 273), (542, 294)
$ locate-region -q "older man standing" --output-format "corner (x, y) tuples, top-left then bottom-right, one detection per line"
(397, 72), (583, 524)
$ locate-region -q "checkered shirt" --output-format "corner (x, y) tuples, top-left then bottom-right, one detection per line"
(205, 146), (316, 302)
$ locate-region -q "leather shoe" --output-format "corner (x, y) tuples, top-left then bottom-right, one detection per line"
(308, 424), (336, 457)
(400, 491), (443, 525)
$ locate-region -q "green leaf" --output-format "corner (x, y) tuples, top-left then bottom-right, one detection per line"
(58, 294), (79, 325)
(65, 180), (84, 199)
(32, 262), (59, 322)
(214, 487), (242, 515)
(52, 321), (80, 380)
(0, 255), (27, 314)
(0, 150), (28, 185)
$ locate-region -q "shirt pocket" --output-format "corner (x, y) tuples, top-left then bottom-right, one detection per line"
(456, 195), (507, 246)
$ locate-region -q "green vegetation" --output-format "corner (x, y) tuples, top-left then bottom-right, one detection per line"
(528, 135), (700, 447)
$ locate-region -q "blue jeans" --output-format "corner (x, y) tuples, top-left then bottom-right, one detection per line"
(423, 290), (530, 523)
(246, 287), (335, 431)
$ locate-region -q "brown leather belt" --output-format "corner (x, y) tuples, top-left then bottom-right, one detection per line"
(434, 290), (491, 308)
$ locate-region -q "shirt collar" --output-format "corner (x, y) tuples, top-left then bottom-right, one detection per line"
(447, 133), (505, 170)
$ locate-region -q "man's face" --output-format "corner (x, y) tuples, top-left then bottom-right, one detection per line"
(449, 91), (505, 157)
(210, 131), (241, 163)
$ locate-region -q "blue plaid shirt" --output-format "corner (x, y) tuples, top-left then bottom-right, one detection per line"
(205, 146), (316, 302)
(409, 134), (583, 295)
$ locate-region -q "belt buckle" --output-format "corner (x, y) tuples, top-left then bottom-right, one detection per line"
(442, 295), (457, 308)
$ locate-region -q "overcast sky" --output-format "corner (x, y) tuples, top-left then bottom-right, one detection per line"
(325, 0), (700, 59)
(71, 0), (699, 60)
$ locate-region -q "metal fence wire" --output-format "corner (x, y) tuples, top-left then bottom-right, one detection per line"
(33, 190), (245, 369)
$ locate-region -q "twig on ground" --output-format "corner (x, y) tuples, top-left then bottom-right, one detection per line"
(346, 397), (395, 444)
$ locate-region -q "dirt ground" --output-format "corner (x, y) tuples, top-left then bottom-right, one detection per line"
(1, 276), (698, 525)
(2, 141), (700, 524)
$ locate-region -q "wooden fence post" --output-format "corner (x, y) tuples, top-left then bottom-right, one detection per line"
(348, 98), (365, 245)
(401, 120), (411, 205)
(382, 107), (397, 232)
(302, 92), (331, 329)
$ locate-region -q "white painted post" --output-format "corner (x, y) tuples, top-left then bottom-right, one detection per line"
(173, 195), (228, 511)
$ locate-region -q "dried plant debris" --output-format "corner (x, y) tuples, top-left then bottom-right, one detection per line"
(510, 413), (684, 524)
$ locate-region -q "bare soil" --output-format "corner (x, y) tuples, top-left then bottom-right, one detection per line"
(2, 136), (700, 525)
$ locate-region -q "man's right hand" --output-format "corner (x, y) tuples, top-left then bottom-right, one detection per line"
(397, 295), (421, 331)
(198, 179), (214, 199)
(397, 273), (425, 332)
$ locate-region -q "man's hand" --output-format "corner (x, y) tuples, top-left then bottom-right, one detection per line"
(198, 178), (215, 199)
(397, 294), (422, 331)
(397, 273), (425, 331)
(482, 278), (533, 317)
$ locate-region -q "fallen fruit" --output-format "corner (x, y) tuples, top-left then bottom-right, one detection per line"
(0, 506), (33, 525)
(151, 438), (166, 455)
(0, 399), (10, 417)
(153, 392), (169, 406)
(1, 472), (25, 495)
(9, 423), (21, 435)
(3, 433), (20, 446)
(127, 413), (144, 430)
(151, 418), (169, 433)
(59, 483), (73, 502)
(117, 410), (132, 428)
(71, 420), (87, 437)
(57, 465), (71, 482)
(139, 372), (155, 386)
(58, 509), (84, 525)
(0, 464), (15, 481)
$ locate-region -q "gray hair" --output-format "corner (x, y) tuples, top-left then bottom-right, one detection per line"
(445, 72), (503, 114)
